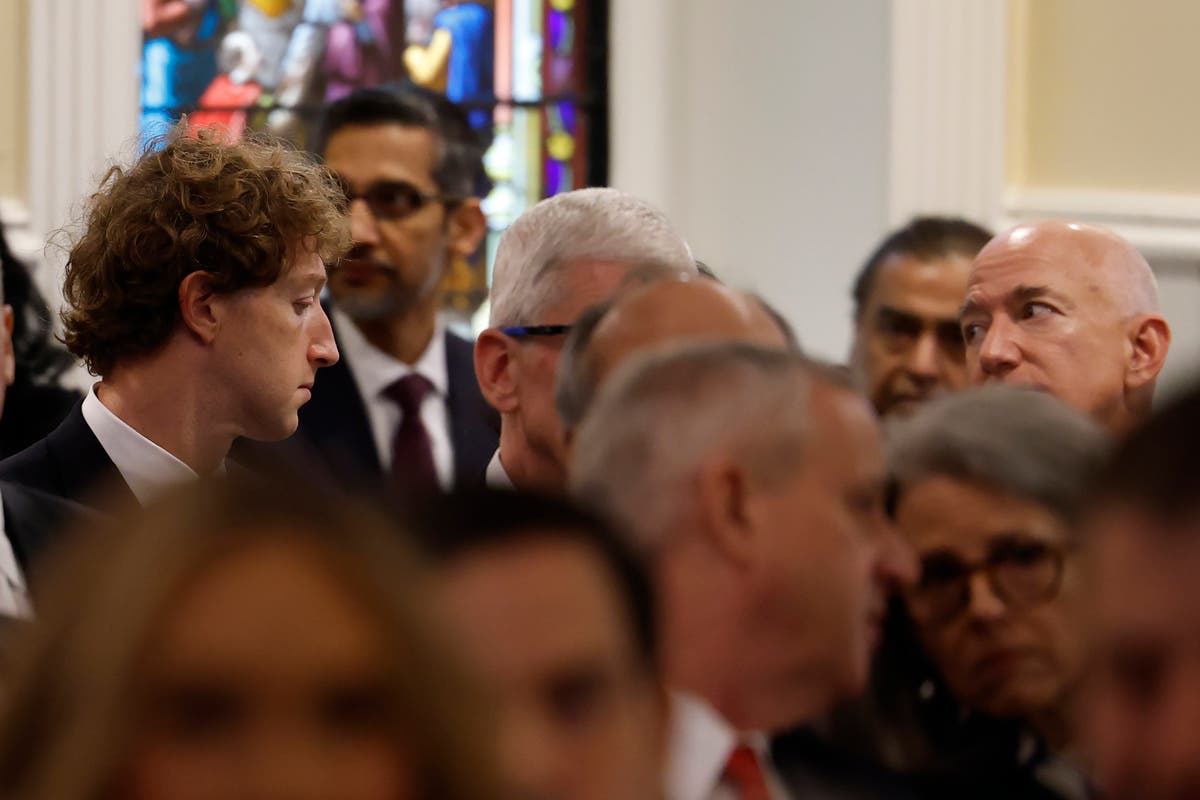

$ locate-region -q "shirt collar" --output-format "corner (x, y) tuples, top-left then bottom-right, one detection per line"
(331, 308), (448, 401)
(666, 692), (776, 800)
(485, 448), (514, 488)
(0, 490), (24, 597)
(81, 384), (215, 506)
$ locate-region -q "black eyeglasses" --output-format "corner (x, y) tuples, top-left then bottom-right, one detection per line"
(499, 325), (573, 338)
(906, 536), (1067, 627)
(336, 177), (455, 221)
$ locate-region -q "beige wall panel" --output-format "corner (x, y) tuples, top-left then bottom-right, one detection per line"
(0, 0), (29, 203)
(1010, 0), (1200, 194)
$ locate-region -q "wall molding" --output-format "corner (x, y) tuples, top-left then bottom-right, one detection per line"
(1003, 187), (1200, 263)
(888, 0), (1008, 228)
(27, 0), (139, 302)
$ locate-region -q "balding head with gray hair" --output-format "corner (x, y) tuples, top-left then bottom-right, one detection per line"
(887, 385), (1109, 525)
(489, 188), (694, 326)
(570, 340), (917, 731)
(571, 341), (841, 553)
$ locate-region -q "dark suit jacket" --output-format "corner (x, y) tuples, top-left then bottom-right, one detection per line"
(248, 323), (499, 491)
(1, 480), (91, 575)
(0, 400), (135, 509)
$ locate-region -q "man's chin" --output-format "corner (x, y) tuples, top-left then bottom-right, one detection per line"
(881, 395), (929, 418)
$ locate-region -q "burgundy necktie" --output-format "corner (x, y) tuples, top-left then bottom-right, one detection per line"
(383, 373), (439, 494)
(722, 745), (771, 800)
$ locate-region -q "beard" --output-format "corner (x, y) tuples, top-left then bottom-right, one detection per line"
(332, 249), (448, 322)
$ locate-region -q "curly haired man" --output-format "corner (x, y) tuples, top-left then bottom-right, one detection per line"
(0, 127), (350, 511)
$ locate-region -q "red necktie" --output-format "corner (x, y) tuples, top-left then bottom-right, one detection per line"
(383, 374), (439, 494)
(722, 745), (771, 800)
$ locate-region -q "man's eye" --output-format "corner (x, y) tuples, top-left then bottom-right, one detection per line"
(962, 321), (987, 346)
(1020, 301), (1055, 320)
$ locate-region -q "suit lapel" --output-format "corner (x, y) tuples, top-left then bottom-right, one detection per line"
(46, 401), (136, 508)
(444, 330), (501, 487)
(297, 315), (383, 476)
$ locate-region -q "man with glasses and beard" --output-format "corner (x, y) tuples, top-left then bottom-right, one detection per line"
(281, 84), (497, 494)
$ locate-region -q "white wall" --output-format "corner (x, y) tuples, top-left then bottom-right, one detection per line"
(610, 0), (891, 362)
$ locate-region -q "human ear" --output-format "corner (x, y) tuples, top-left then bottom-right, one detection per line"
(474, 327), (519, 413)
(447, 198), (488, 259)
(1125, 314), (1171, 390)
(694, 455), (757, 569)
(178, 271), (221, 345)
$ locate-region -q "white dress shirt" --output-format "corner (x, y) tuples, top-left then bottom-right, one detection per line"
(666, 692), (791, 800)
(81, 385), (212, 506)
(332, 309), (454, 489)
(485, 448), (514, 488)
(0, 489), (31, 619)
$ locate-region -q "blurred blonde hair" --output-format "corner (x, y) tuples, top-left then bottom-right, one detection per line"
(0, 477), (504, 800)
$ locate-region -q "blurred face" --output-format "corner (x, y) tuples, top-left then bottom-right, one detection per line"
(897, 477), (1085, 720)
(438, 536), (663, 800)
(120, 540), (413, 800)
(506, 261), (632, 484)
(852, 253), (972, 417)
(1086, 507), (1200, 800)
(747, 386), (916, 706)
(213, 246), (338, 441)
(324, 124), (455, 321)
(961, 237), (1133, 427)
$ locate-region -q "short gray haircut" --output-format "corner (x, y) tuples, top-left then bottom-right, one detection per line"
(886, 386), (1110, 525)
(570, 341), (845, 554)
(488, 188), (695, 326)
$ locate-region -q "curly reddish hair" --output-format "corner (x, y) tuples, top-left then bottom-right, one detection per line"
(62, 127), (351, 376)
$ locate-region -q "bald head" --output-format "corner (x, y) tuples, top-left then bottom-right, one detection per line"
(974, 221), (1159, 315)
(555, 279), (791, 434)
(961, 220), (1170, 433)
(591, 279), (787, 384)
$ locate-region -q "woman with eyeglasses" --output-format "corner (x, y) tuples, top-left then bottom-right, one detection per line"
(827, 386), (1108, 799)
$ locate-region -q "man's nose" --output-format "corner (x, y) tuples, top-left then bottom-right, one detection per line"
(903, 331), (941, 381)
(976, 318), (1021, 379)
(876, 522), (918, 592)
(348, 198), (380, 246)
(309, 304), (340, 368)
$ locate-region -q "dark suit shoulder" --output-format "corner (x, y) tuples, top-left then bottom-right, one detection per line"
(0, 401), (129, 508)
(443, 328), (500, 487)
(1, 480), (94, 574)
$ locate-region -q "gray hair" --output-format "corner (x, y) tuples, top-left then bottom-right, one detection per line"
(886, 386), (1110, 524)
(488, 188), (695, 326)
(570, 341), (843, 554)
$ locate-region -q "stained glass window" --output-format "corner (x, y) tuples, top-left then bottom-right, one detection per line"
(139, 0), (607, 318)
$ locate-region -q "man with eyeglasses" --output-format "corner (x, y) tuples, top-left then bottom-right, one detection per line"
(871, 385), (1108, 797)
(474, 188), (695, 491)
(278, 84), (497, 494)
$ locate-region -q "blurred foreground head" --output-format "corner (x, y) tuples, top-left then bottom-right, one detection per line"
(1083, 383), (1200, 800)
(412, 488), (664, 800)
(0, 478), (501, 800)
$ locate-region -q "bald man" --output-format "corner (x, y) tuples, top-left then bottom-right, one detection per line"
(555, 278), (792, 439)
(959, 220), (1170, 434)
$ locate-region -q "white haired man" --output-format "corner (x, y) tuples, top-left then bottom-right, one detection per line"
(571, 341), (916, 800)
(474, 187), (695, 491)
